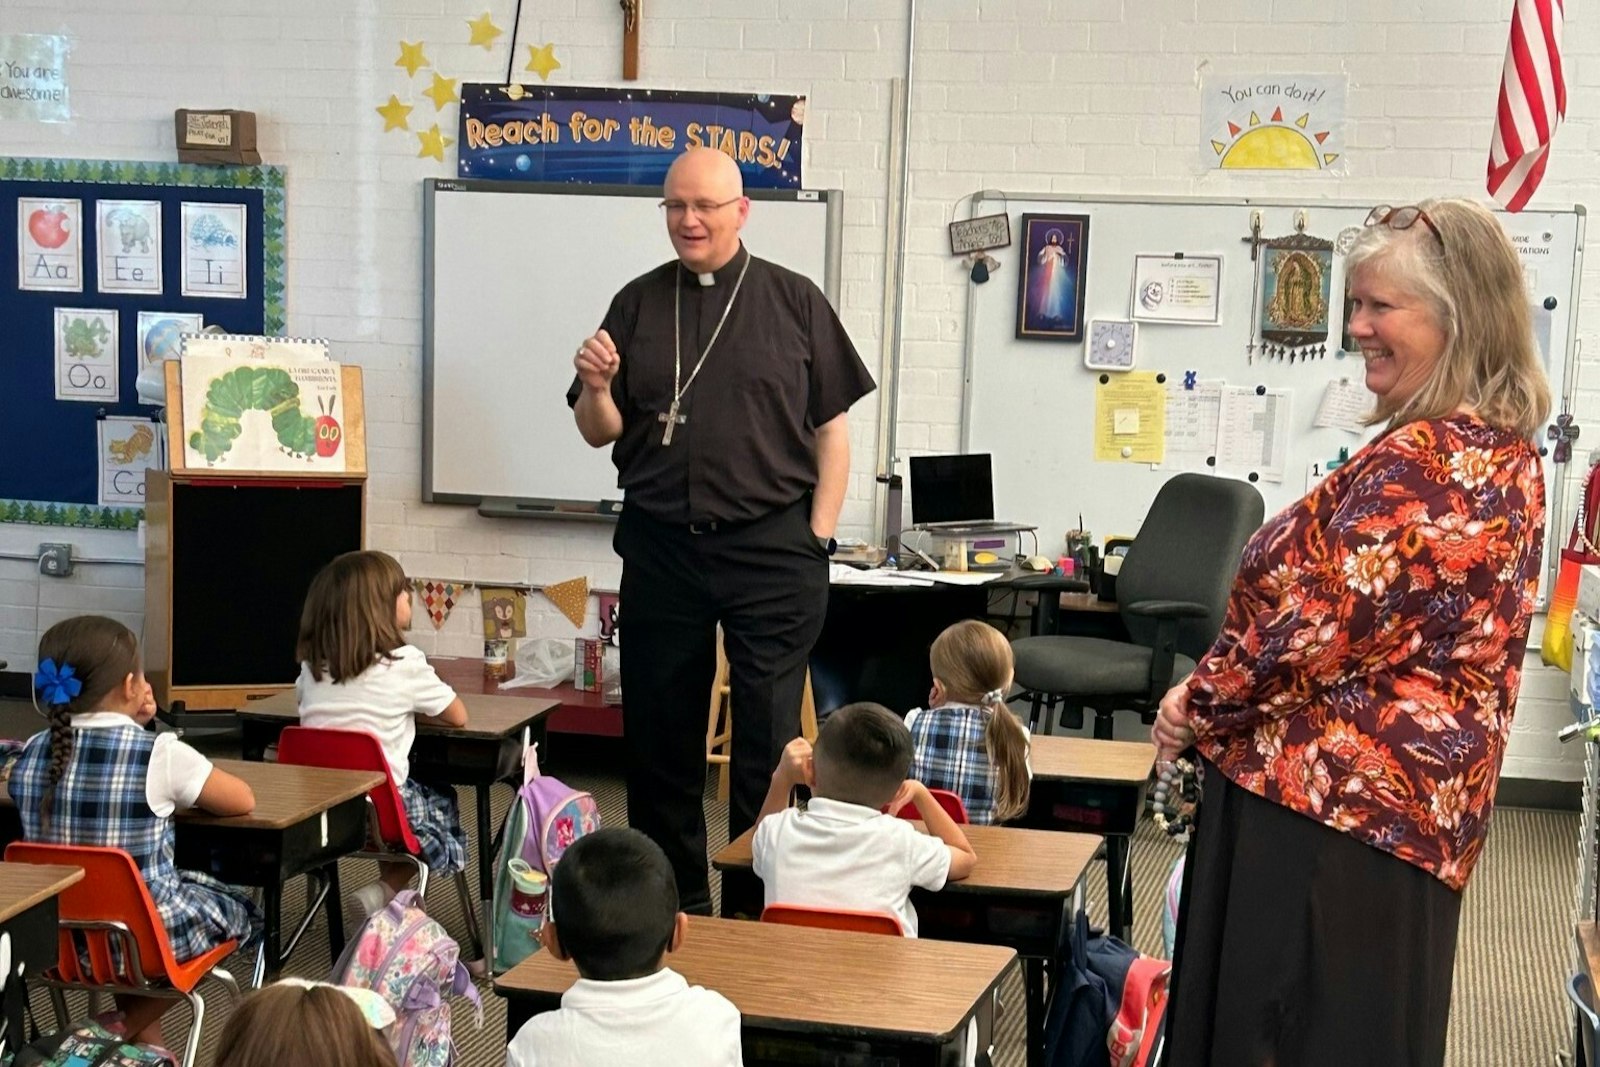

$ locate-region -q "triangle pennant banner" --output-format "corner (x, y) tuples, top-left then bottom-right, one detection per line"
(541, 576), (589, 629)
(412, 579), (469, 630)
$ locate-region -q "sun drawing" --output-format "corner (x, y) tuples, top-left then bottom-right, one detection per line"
(1211, 107), (1338, 169)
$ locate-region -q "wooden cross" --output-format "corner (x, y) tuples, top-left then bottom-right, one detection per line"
(621, 0), (641, 81)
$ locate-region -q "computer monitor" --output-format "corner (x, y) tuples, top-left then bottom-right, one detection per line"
(909, 453), (995, 526)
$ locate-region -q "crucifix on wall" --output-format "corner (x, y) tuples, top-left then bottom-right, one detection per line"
(620, 0), (641, 80)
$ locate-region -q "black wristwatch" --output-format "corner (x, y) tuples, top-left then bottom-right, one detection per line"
(816, 534), (837, 556)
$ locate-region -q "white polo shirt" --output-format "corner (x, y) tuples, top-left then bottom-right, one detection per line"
(504, 967), (742, 1067)
(751, 796), (952, 936)
(295, 645), (456, 785)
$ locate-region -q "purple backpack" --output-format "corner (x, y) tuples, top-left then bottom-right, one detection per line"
(490, 746), (601, 973)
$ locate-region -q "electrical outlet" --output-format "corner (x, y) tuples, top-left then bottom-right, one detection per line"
(38, 543), (73, 578)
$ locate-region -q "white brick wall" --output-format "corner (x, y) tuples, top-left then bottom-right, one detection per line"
(0, 0), (1594, 780)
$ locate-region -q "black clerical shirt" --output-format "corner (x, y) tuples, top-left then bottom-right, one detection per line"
(567, 246), (875, 525)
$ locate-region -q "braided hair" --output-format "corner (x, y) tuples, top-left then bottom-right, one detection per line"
(34, 616), (140, 831)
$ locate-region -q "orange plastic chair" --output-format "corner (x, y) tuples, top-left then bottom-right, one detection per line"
(890, 787), (971, 825)
(5, 842), (242, 1067)
(276, 726), (483, 957)
(760, 903), (905, 936)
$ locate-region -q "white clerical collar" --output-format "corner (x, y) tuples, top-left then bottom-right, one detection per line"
(697, 272), (714, 287)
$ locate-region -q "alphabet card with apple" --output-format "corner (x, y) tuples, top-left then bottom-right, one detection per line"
(18, 197), (83, 292)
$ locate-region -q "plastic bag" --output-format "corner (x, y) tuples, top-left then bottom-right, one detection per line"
(501, 637), (574, 688)
(601, 645), (622, 705)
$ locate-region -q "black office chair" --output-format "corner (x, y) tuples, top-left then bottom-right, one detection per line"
(1011, 473), (1265, 739)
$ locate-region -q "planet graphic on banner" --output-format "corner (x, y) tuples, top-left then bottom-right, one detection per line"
(514, 154), (532, 172)
(143, 319), (187, 365)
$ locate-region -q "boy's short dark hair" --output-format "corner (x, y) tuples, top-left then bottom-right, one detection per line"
(811, 702), (912, 809)
(550, 828), (678, 981)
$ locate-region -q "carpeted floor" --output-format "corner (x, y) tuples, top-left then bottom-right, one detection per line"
(16, 729), (1581, 1067)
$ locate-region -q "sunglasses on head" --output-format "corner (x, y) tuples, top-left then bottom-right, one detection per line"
(1364, 204), (1445, 250)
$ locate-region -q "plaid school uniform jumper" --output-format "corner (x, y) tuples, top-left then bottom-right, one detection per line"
(12, 722), (259, 962)
(398, 776), (468, 873)
(907, 704), (1001, 825)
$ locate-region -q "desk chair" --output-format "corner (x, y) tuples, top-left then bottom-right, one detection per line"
(891, 788), (970, 824)
(706, 627), (820, 801)
(5, 842), (243, 1067)
(761, 903), (905, 936)
(276, 726), (485, 961)
(1011, 474), (1264, 739)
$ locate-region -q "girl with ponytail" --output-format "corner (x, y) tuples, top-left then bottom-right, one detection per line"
(13, 615), (259, 1050)
(905, 620), (1031, 824)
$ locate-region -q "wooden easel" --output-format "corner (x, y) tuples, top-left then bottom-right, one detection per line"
(145, 361), (369, 714)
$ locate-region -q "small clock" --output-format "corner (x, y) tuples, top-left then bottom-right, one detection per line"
(1085, 319), (1137, 371)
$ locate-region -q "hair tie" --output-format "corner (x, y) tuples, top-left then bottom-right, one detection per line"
(33, 659), (82, 707)
(982, 688), (1006, 706)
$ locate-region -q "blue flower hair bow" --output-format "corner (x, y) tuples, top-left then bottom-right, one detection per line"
(34, 659), (82, 707)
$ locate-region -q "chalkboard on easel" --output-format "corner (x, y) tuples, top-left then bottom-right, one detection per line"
(0, 157), (285, 530)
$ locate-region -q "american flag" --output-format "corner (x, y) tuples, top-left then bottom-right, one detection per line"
(1487, 0), (1567, 212)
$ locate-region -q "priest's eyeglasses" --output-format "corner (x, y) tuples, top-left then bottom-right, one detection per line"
(659, 196), (743, 218)
(1364, 205), (1445, 250)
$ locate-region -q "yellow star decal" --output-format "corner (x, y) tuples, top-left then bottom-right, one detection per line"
(466, 12), (504, 50)
(375, 95), (413, 132)
(422, 72), (459, 111)
(395, 40), (429, 78)
(416, 124), (454, 163)
(525, 42), (561, 82)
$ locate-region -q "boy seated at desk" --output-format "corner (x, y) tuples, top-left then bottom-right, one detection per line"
(752, 702), (978, 936)
(506, 828), (743, 1067)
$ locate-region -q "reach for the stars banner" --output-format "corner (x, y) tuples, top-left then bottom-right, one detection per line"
(457, 84), (805, 190)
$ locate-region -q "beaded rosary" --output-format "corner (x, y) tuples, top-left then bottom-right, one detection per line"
(1151, 756), (1200, 839)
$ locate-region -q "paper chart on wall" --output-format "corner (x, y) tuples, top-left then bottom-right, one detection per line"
(96, 200), (162, 294)
(98, 416), (160, 507)
(180, 202), (247, 298)
(54, 307), (118, 402)
(1093, 371), (1165, 463)
(1312, 378), (1370, 434)
(1215, 386), (1291, 483)
(1157, 380), (1223, 472)
(18, 197), (82, 292)
(181, 356), (346, 471)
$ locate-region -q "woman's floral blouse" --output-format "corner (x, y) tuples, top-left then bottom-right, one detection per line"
(1187, 414), (1545, 890)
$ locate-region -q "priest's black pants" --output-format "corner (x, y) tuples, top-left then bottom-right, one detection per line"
(615, 496), (829, 915)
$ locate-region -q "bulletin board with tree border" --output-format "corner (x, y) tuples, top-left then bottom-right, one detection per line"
(0, 156), (286, 529)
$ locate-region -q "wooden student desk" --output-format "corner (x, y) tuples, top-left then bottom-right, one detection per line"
(236, 688), (559, 935)
(1023, 735), (1156, 943)
(0, 862), (83, 1051)
(714, 821), (1098, 1066)
(0, 761), (379, 985)
(495, 916), (1016, 1066)
(174, 759), (383, 982)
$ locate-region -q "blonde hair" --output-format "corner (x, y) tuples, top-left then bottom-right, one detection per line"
(1345, 197), (1550, 437)
(296, 550), (409, 683)
(929, 620), (1030, 821)
(216, 983), (397, 1067)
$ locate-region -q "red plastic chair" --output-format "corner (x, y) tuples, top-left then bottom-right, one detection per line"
(890, 788), (970, 824)
(276, 726), (483, 958)
(5, 842), (242, 1067)
(761, 902), (905, 936)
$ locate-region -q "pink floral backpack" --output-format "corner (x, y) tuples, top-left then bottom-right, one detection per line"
(332, 890), (481, 1066)
(491, 746), (601, 973)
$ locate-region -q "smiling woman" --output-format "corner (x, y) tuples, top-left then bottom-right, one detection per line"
(1156, 198), (1552, 1067)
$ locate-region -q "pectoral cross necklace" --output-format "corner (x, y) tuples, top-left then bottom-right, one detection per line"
(661, 251), (751, 445)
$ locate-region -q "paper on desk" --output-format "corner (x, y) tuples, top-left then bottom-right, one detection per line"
(1093, 371), (1165, 463)
(920, 571), (1006, 586)
(1158, 380), (1222, 472)
(1215, 385), (1291, 483)
(1313, 378), (1370, 434)
(829, 564), (936, 586)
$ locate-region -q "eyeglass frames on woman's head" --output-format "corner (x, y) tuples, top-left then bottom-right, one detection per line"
(658, 196), (743, 218)
(1365, 204), (1445, 250)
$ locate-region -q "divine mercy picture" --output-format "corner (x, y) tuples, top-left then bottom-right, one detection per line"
(1016, 213), (1090, 341)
